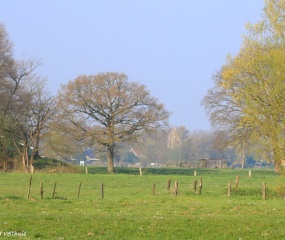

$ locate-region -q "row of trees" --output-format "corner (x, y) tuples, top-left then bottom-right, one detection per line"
(0, 20), (264, 174)
(0, 23), (170, 173)
(202, 0), (285, 171)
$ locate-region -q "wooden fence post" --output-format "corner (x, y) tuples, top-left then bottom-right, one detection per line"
(85, 167), (88, 174)
(152, 184), (156, 195)
(194, 171), (197, 177)
(100, 182), (104, 199)
(27, 176), (32, 200)
(198, 178), (202, 195)
(227, 181), (231, 197)
(40, 181), (44, 200)
(174, 181), (178, 196)
(52, 181), (57, 199)
(78, 182), (82, 199)
(235, 175), (239, 189)
(262, 182), (266, 199)
(167, 179), (171, 190)
(139, 167), (143, 176)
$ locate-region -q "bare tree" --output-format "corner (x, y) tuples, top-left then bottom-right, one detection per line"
(42, 117), (87, 162)
(0, 23), (43, 171)
(201, 71), (254, 167)
(1, 60), (49, 171)
(57, 72), (170, 173)
(0, 23), (14, 170)
(0, 23), (13, 81)
(29, 81), (57, 160)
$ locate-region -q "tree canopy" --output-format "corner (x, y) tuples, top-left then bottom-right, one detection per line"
(202, 0), (285, 170)
(57, 72), (170, 173)
(0, 23), (55, 172)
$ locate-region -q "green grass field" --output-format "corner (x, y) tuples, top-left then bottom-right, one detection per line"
(0, 168), (285, 239)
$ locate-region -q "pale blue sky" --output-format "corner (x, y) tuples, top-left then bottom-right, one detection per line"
(0, 1), (264, 131)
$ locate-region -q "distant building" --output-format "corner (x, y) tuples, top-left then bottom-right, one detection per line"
(71, 147), (100, 166)
(167, 127), (181, 149)
(85, 156), (99, 166)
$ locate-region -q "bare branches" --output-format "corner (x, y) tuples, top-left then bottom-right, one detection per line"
(57, 72), (170, 173)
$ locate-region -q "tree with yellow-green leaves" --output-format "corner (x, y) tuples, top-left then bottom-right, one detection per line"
(203, 0), (285, 170)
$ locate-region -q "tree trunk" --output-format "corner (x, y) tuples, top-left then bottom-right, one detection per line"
(269, 130), (283, 173)
(107, 143), (115, 173)
(21, 152), (26, 169)
(29, 149), (35, 172)
(34, 133), (40, 159)
(241, 149), (245, 169)
(272, 139), (283, 173)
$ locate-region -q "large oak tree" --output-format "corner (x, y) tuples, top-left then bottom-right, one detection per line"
(57, 72), (170, 173)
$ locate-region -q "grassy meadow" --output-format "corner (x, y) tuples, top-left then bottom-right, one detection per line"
(1, 168), (285, 239)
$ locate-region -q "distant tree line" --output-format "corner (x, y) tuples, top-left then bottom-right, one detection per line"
(0, 23), (170, 173)
(56, 126), (259, 169)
